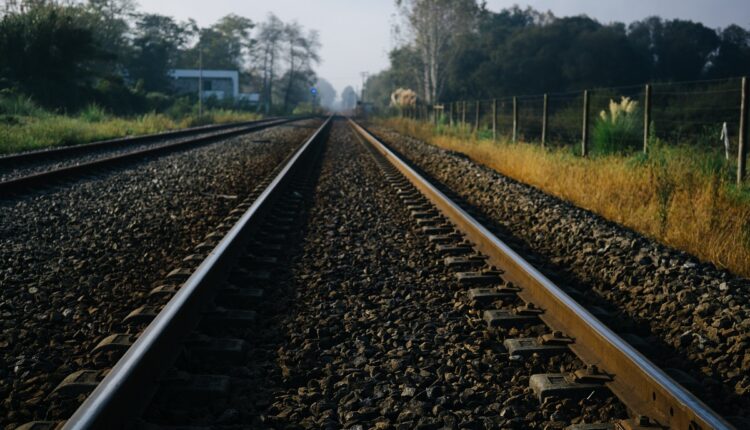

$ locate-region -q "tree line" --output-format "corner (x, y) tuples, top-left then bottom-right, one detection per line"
(0, 0), (321, 115)
(366, 1), (750, 109)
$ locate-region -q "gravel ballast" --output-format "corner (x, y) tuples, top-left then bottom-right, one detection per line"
(149, 121), (628, 429)
(0, 124), (263, 183)
(370, 125), (750, 421)
(0, 120), (319, 428)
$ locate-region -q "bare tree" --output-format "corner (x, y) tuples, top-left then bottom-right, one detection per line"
(395, 0), (478, 104)
(252, 13), (284, 113)
(281, 21), (320, 113)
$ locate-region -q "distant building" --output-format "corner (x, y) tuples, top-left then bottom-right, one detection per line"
(169, 69), (259, 103)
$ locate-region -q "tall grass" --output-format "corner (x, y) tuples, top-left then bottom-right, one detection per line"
(0, 95), (261, 155)
(592, 97), (641, 154)
(380, 117), (750, 278)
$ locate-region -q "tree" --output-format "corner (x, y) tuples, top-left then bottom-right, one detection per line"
(181, 14), (254, 70)
(341, 85), (358, 110)
(281, 21), (320, 113)
(83, 0), (136, 69)
(314, 78), (337, 110)
(127, 14), (194, 92)
(252, 13), (285, 113)
(708, 25), (750, 78)
(0, 2), (107, 108)
(394, 0), (479, 104)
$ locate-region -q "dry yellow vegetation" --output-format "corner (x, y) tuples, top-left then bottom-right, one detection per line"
(380, 118), (750, 278)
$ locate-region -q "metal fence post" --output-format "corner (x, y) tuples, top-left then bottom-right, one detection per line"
(582, 90), (589, 157)
(492, 99), (497, 141)
(462, 101), (467, 128)
(512, 96), (518, 142)
(643, 84), (651, 154)
(542, 93), (548, 148)
(739, 76), (748, 185)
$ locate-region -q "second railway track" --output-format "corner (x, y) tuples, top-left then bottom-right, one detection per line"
(12, 118), (739, 429)
(0, 117), (305, 195)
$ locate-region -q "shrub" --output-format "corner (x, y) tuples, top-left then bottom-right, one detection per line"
(79, 104), (109, 122)
(0, 90), (47, 116)
(592, 96), (640, 154)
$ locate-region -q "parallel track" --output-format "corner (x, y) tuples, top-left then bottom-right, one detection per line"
(0, 117), (304, 196)
(0, 118), (278, 168)
(18, 117), (733, 429)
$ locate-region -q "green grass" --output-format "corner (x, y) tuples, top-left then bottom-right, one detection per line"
(0, 95), (262, 155)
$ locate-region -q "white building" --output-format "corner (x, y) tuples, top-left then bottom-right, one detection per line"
(169, 69), (258, 103)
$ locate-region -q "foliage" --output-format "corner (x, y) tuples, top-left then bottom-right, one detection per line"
(371, 3), (750, 109)
(0, 2), (108, 110)
(1, 1), (320, 115)
(592, 97), (641, 154)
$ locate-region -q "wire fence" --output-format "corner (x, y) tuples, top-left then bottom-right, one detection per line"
(399, 76), (749, 184)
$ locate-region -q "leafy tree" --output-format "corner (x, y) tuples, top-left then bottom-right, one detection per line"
(181, 14), (254, 70)
(314, 78), (337, 110)
(0, 2), (107, 109)
(341, 85), (358, 110)
(83, 0), (136, 70)
(127, 14), (195, 92)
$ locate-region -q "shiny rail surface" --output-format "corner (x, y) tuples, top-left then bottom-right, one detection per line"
(60, 116), (333, 430)
(0, 117), (305, 196)
(348, 118), (733, 430)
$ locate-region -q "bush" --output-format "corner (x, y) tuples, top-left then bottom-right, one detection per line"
(79, 104), (109, 122)
(592, 97), (641, 154)
(0, 90), (47, 116)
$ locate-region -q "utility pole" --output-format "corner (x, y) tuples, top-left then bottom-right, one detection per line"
(198, 46), (203, 117)
(360, 72), (369, 103)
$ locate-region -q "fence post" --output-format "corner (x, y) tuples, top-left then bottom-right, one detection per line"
(643, 84), (651, 154)
(582, 90), (589, 157)
(449, 102), (454, 128)
(542, 93), (548, 148)
(739, 76), (748, 185)
(462, 101), (467, 128)
(475, 101), (480, 133)
(512, 96), (518, 142)
(492, 99), (497, 141)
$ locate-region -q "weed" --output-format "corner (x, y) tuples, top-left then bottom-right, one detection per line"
(592, 97), (640, 154)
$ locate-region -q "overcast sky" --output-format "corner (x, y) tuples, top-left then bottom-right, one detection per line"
(136, 0), (750, 97)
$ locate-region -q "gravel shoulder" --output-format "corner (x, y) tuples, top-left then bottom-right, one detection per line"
(0, 120), (319, 428)
(368, 125), (750, 421)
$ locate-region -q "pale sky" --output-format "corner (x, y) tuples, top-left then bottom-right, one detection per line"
(136, 0), (750, 97)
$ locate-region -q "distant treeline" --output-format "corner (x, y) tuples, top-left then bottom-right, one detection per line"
(0, 0), (320, 115)
(366, 2), (750, 108)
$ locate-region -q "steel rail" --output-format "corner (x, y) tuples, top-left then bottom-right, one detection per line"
(0, 117), (305, 196)
(62, 116), (332, 429)
(348, 118), (733, 430)
(0, 117), (281, 168)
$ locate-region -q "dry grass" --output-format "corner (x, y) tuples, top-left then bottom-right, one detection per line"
(381, 118), (750, 278)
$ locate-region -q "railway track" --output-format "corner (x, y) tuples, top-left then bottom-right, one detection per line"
(15, 118), (734, 429)
(0, 117), (303, 196)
